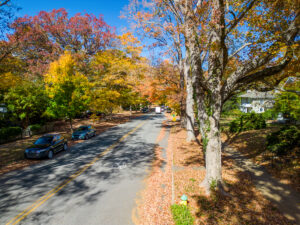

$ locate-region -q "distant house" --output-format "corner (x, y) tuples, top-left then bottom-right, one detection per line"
(239, 90), (275, 113)
(0, 103), (7, 117)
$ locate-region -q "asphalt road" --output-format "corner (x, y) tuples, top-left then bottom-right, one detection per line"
(0, 113), (165, 225)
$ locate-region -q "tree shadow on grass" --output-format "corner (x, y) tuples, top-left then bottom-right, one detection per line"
(192, 169), (295, 225)
(223, 125), (300, 192)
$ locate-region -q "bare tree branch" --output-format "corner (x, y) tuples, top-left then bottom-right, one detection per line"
(238, 59), (291, 85)
(0, 0), (10, 7)
(222, 15), (300, 102)
(261, 79), (300, 95)
(221, 53), (284, 102)
(228, 43), (251, 60)
(226, 0), (257, 35)
(167, 0), (183, 24)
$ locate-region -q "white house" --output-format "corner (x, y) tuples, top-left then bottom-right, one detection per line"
(239, 90), (275, 113)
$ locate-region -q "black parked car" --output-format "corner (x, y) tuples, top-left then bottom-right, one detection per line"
(141, 107), (149, 113)
(25, 134), (68, 159)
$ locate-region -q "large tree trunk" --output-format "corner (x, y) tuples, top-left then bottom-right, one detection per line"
(184, 59), (196, 142)
(183, 0), (208, 142)
(179, 61), (186, 128)
(200, 93), (222, 193)
(199, 0), (226, 194)
(195, 86), (207, 142)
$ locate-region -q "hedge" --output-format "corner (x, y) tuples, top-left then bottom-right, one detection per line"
(229, 112), (266, 133)
(29, 124), (42, 133)
(0, 127), (22, 141)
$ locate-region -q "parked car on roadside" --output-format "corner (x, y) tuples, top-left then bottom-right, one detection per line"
(25, 134), (68, 159)
(141, 107), (149, 113)
(72, 125), (96, 140)
(166, 108), (172, 113)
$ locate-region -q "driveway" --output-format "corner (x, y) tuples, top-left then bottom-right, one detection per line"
(0, 114), (165, 225)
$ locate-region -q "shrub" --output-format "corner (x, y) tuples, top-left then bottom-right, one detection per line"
(273, 92), (300, 122)
(266, 126), (300, 156)
(262, 110), (276, 120)
(29, 124), (42, 133)
(222, 109), (242, 118)
(0, 127), (22, 141)
(171, 204), (194, 225)
(229, 112), (266, 133)
(229, 120), (239, 133)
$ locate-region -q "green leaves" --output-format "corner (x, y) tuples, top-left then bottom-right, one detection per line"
(45, 52), (91, 121)
(273, 92), (300, 122)
(4, 81), (48, 128)
(266, 126), (300, 156)
(229, 112), (266, 133)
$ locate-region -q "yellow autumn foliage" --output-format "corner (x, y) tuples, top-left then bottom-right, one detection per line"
(0, 72), (21, 90)
(45, 51), (91, 99)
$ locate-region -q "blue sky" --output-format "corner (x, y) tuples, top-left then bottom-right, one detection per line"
(14, 0), (130, 33)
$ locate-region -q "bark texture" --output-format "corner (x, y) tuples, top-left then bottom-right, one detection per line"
(184, 59), (196, 142)
(179, 60), (187, 128)
(199, 0), (225, 191)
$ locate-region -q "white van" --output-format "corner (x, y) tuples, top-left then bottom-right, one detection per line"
(155, 107), (161, 114)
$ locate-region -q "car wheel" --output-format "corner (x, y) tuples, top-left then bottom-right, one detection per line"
(93, 132), (96, 137)
(63, 143), (68, 151)
(85, 135), (88, 140)
(47, 150), (54, 159)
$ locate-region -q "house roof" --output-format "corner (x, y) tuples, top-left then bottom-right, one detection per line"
(239, 91), (275, 99)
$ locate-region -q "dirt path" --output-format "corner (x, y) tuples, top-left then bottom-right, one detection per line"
(225, 145), (300, 224)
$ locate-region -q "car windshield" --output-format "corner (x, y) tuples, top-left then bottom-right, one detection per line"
(34, 136), (53, 145)
(76, 127), (88, 131)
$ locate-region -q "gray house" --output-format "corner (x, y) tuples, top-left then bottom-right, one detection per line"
(240, 90), (275, 113)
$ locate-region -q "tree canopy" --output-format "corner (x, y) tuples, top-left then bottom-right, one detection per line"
(125, 0), (300, 193)
(0, 1), (299, 195)
(8, 8), (115, 77)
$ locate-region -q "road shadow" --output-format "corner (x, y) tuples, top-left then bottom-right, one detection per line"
(0, 115), (162, 224)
